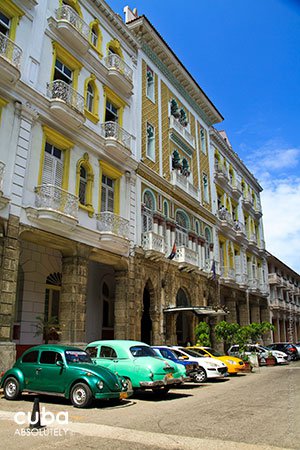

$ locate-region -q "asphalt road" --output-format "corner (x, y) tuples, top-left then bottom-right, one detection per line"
(0, 361), (299, 450)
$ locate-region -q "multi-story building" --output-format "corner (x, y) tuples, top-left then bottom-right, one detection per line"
(267, 252), (300, 342)
(210, 128), (270, 334)
(0, 0), (139, 368)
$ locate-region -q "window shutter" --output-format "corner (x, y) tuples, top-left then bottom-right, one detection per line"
(107, 189), (114, 212)
(42, 152), (55, 185)
(54, 158), (63, 187)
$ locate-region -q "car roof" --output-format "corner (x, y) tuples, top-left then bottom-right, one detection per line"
(86, 340), (151, 358)
(22, 345), (85, 353)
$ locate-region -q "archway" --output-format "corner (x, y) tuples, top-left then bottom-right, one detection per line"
(176, 288), (191, 345)
(141, 283), (153, 344)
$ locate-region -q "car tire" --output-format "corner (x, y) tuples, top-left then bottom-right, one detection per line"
(3, 377), (21, 400)
(125, 378), (133, 392)
(193, 367), (207, 383)
(70, 382), (93, 408)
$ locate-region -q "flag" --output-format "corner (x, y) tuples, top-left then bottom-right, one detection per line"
(168, 242), (177, 260)
(211, 260), (216, 281)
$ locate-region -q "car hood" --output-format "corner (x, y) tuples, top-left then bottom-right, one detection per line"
(218, 356), (244, 364)
(68, 363), (123, 391)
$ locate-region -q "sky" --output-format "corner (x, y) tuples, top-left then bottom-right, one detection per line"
(106, 0), (300, 274)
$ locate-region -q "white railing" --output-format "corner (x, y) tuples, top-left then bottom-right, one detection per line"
(96, 212), (129, 239)
(99, 121), (132, 151)
(248, 233), (257, 245)
(231, 179), (242, 192)
(217, 209), (234, 226)
(0, 161), (4, 191)
(248, 278), (258, 290)
(215, 162), (229, 179)
(142, 231), (165, 253)
(175, 246), (198, 266)
(236, 273), (248, 285)
(169, 115), (195, 148)
(242, 192), (254, 205)
(170, 170), (199, 199)
(104, 54), (133, 83)
(233, 220), (246, 234)
(0, 32), (22, 69)
(46, 80), (85, 113)
(35, 184), (78, 218)
(55, 5), (90, 40)
(220, 266), (235, 279)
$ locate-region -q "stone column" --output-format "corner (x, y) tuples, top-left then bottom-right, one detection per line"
(59, 245), (89, 345)
(250, 300), (260, 323)
(239, 300), (250, 326)
(225, 299), (237, 323)
(0, 215), (20, 370)
(114, 270), (129, 340)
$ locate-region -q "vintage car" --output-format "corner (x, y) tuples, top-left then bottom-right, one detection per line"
(152, 346), (199, 380)
(0, 345), (129, 408)
(187, 346), (245, 374)
(85, 340), (185, 395)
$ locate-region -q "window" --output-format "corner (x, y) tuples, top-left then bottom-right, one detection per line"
(86, 82), (94, 113)
(101, 175), (114, 212)
(86, 346), (98, 358)
(200, 128), (206, 153)
(40, 351), (62, 365)
(42, 142), (64, 187)
(0, 12), (10, 35)
(76, 155), (94, 216)
(105, 100), (118, 123)
(175, 211), (189, 247)
(91, 25), (98, 48)
(142, 191), (155, 232)
(22, 351), (38, 363)
(100, 346), (117, 358)
(202, 173), (209, 203)
(146, 123), (155, 160)
(54, 59), (73, 84)
(44, 272), (61, 326)
(146, 66), (155, 101)
(107, 39), (123, 58)
(79, 165), (87, 205)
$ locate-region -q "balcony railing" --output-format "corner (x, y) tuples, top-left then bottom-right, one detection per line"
(99, 121), (133, 151)
(46, 80), (84, 114)
(236, 273), (248, 286)
(217, 208), (234, 226)
(175, 246), (198, 266)
(0, 161), (4, 191)
(104, 54), (133, 83)
(55, 5), (90, 40)
(169, 115), (195, 148)
(170, 170), (199, 199)
(220, 266), (235, 280)
(215, 162), (229, 179)
(0, 32), (22, 69)
(233, 220), (246, 234)
(96, 212), (129, 239)
(35, 184), (78, 218)
(142, 231), (165, 253)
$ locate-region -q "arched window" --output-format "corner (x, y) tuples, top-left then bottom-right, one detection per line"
(79, 165), (87, 205)
(86, 82), (94, 112)
(84, 76), (99, 123)
(107, 39), (123, 58)
(163, 201), (169, 218)
(204, 227), (211, 261)
(89, 19), (102, 55)
(44, 272), (62, 324)
(175, 210), (189, 247)
(195, 220), (200, 236)
(142, 190), (155, 233)
(76, 154), (94, 216)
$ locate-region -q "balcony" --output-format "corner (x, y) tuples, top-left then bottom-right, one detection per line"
(268, 273), (282, 285)
(48, 5), (90, 55)
(25, 184), (79, 231)
(229, 179), (242, 200)
(46, 80), (85, 129)
(242, 192), (254, 211)
(0, 161), (9, 209)
(142, 231), (165, 260)
(174, 246), (198, 270)
(170, 170), (199, 200)
(214, 163), (229, 188)
(104, 54), (133, 97)
(99, 122), (133, 162)
(248, 233), (258, 249)
(220, 266), (236, 285)
(248, 278), (259, 292)
(96, 212), (130, 256)
(217, 209), (234, 233)
(169, 115), (195, 148)
(253, 199), (262, 219)
(235, 272), (248, 289)
(0, 33), (22, 85)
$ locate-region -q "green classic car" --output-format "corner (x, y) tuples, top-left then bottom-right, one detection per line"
(85, 340), (185, 395)
(0, 345), (129, 408)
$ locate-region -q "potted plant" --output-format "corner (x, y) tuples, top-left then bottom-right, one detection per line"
(265, 352), (276, 366)
(34, 315), (61, 344)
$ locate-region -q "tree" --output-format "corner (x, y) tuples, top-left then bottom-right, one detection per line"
(195, 322), (211, 346)
(214, 321), (240, 349)
(34, 315), (61, 344)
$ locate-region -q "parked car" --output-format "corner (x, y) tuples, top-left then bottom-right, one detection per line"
(265, 343), (299, 361)
(186, 346), (245, 374)
(85, 340), (184, 395)
(228, 344), (288, 364)
(294, 343), (300, 358)
(170, 346), (228, 382)
(0, 345), (129, 408)
(152, 346), (199, 380)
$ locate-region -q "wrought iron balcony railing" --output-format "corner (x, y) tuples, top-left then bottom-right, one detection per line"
(99, 121), (132, 150)
(0, 32), (22, 68)
(46, 80), (85, 113)
(96, 212), (129, 239)
(104, 54), (133, 83)
(55, 5), (90, 40)
(35, 184), (79, 218)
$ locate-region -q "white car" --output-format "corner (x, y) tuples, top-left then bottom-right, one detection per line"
(170, 346), (228, 382)
(228, 344), (288, 364)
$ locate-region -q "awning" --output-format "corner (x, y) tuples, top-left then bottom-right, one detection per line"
(163, 306), (229, 316)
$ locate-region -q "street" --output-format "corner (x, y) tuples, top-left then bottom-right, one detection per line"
(0, 362), (299, 450)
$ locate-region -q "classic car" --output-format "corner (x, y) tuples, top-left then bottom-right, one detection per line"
(0, 345), (129, 408)
(187, 346), (245, 374)
(85, 340), (184, 395)
(152, 346), (199, 380)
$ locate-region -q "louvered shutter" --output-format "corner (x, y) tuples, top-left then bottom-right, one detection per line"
(107, 187), (114, 212)
(42, 152), (55, 185)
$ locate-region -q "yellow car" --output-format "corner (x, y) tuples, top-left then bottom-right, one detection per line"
(187, 346), (245, 374)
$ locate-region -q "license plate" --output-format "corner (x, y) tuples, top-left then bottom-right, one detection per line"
(120, 392), (128, 399)
(166, 373), (173, 379)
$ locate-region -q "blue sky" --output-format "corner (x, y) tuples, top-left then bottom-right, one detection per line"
(107, 0), (300, 274)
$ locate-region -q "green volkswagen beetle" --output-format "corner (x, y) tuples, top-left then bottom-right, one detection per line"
(85, 340), (185, 395)
(0, 345), (129, 408)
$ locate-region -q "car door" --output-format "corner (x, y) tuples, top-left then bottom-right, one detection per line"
(34, 350), (67, 393)
(95, 345), (120, 374)
(20, 350), (40, 391)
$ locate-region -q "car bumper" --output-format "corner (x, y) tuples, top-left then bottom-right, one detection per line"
(94, 390), (130, 400)
(206, 368), (228, 379)
(139, 375), (183, 388)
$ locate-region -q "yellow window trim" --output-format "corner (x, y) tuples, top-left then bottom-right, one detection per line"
(0, 0), (24, 41)
(59, 0), (82, 17)
(84, 74), (100, 124)
(76, 154), (94, 217)
(106, 38), (123, 58)
(89, 19), (103, 57)
(99, 160), (123, 215)
(103, 86), (126, 127)
(51, 42), (82, 90)
(38, 126), (73, 190)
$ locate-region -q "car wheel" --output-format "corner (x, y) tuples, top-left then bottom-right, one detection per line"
(193, 368), (207, 383)
(70, 383), (93, 408)
(3, 377), (21, 400)
(125, 378), (133, 392)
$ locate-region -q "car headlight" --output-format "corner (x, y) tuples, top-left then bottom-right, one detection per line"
(122, 379), (128, 388)
(97, 381), (104, 389)
(227, 359), (236, 365)
(208, 362), (219, 368)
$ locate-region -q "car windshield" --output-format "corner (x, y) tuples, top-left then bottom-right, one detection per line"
(130, 346), (157, 357)
(65, 350), (92, 364)
(205, 347), (223, 357)
(179, 348), (201, 358)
